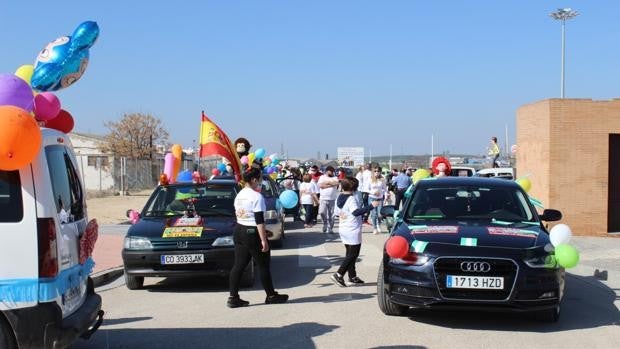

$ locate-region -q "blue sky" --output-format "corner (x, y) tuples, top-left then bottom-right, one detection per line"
(1, 1), (618, 159)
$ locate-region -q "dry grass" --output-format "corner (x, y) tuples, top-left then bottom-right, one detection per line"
(86, 193), (151, 224)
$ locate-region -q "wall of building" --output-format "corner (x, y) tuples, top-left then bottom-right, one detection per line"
(70, 133), (115, 191)
(517, 98), (620, 236)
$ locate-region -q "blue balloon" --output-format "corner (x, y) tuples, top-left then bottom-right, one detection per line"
(31, 21), (100, 91)
(279, 190), (298, 209)
(217, 163), (227, 173)
(177, 170), (193, 182)
(255, 148), (265, 159)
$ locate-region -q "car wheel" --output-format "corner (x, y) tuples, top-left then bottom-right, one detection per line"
(125, 272), (144, 290)
(0, 315), (16, 349)
(538, 305), (560, 323)
(377, 264), (407, 316)
(240, 262), (255, 287)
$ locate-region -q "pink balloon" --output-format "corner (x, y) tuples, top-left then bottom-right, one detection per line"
(164, 153), (175, 183)
(240, 155), (248, 165)
(34, 92), (61, 121)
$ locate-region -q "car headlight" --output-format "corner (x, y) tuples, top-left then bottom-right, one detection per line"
(124, 236), (153, 250)
(212, 236), (234, 246)
(390, 253), (430, 266)
(264, 210), (278, 220)
(524, 255), (558, 268)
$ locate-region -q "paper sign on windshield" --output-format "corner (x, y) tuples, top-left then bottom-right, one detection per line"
(162, 226), (204, 238)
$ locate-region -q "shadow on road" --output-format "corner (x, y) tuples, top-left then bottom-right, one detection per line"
(407, 273), (619, 332)
(102, 316), (153, 326)
(369, 346), (427, 349)
(71, 322), (339, 349)
(288, 292), (376, 304)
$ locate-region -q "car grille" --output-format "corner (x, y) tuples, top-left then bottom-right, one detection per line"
(151, 238), (216, 250)
(433, 257), (518, 301)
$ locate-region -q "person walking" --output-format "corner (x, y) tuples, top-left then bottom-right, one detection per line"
(368, 167), (389, 234)
(391, 168), (412, 210)
(318, 166), (340, 234)
(331, 177), (379, 287)
(309, 165), (322, 225)
(360, 163), (373, 224)
(488, 136), (500, 168)
(299, 173), (319, 228)
(228, 167), (288, 308)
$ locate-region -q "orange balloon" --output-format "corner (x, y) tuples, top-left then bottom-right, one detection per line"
(0, 105), (42, 170)
(171, 144), (183, 181)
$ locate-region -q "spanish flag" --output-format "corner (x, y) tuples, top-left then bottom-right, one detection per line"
(199, 111), (242, 178)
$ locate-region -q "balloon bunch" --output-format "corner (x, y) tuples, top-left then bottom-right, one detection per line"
(162, 144), (184, 184)
(549, 224), (580, 269)
(238, 147), (282, 179)
(0, 21), (99, 171)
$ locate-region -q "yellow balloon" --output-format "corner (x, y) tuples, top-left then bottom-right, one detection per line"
(516, 178), (532, 192)
(269, 173), (278, 180)
(15, 65), (34, 85)
(412, 169), (431, 184)
(248, 152), (256, 164)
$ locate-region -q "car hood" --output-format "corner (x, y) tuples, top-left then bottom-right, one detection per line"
(127, 216), (236, 239)
(400, 221), (549, 249)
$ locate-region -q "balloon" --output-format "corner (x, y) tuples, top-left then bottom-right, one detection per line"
(177, 170), (193, 182)
(555, 244), (579, 268)
(164, 153), (175, 183)
(263, 157), (272, 165)
(516, 178), (532, 193)
(129, 210), (140, 224)
(0, 74), (34, 111)
(549, 224), (572, 247)
(269, 173), (277, 180)
(14, 65), (34, 85)
(279, 189), (298, 209)
(269, 153), (278, 161)
(255, 148), (265, 159)
(412, 169), (431, 184)
(171, 144), (183, 181)
(240, 155), (248, 165)
(272, 158), (280, 166)
(248, 152), (255, 164)
(44, 109), (74, 133)
(217, 163), (227, 173)
(385, 236), (409, 259)
(33, 92), (61, 120)
(211, 168), (220, 176)
(0, 106), (42, 170)
(267, 167), (275, 174)
(31, 21), (100, 91)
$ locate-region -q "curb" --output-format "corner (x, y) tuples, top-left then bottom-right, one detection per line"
(91, 267), (124, 288)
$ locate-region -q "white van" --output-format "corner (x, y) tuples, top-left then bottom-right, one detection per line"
(475, 167), (516, 180)
(0, 128), (103, 349)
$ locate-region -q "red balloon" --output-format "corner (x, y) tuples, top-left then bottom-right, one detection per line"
(211, 168), (220, 175)
(44, 109), (74, 133)
(385, 236), (410, 259)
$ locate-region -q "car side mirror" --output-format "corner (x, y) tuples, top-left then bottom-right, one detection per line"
(126, 209), (141, 224)
(540, 209), (562, 222)
(380, 205), (395, 218)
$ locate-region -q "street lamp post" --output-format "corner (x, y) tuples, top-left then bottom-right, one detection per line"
(550, 8), (578, 99)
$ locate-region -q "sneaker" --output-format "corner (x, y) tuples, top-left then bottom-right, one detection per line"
(265, 292), (289, 304)
(346, 276), (365, 286)
(322, 226), (327, 233)
(331, 273), (346, 287)
(227, 296), (249, 308)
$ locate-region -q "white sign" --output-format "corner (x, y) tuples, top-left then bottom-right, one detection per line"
(337, 147), (364, 167)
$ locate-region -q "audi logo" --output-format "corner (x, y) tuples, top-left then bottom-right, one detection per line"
(460, 261), (491, 273)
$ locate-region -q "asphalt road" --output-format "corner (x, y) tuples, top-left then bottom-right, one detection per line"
(72, 221), (620, 349)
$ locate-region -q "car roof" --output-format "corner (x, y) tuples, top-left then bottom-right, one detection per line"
(415, 176), (520, 189)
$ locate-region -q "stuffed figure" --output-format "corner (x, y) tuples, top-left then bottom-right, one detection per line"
(234, 137), (251, 158)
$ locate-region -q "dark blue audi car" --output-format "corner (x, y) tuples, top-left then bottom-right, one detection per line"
(378, 177), (565, 322)
(121, 178), (256, 290)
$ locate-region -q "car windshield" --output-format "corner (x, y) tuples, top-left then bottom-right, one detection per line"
(404, 185), (536, 223)
(142, 184), (236, 217)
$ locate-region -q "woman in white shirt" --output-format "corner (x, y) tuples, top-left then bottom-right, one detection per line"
(368, 167), (389, 234)
(228, 167), (288, 308)
(299, 173), (319, 228)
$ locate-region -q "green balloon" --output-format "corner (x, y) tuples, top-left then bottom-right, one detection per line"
(555, 244), (579, 268)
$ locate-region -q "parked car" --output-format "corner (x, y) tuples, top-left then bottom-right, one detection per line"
(261, 175), (286, 247)
(475, 167), (516, 180)
(378, 177), (565, 322)
(450, 166), (476, 177)
(0, 128), (103, 349)
(121, 178), (257, 290)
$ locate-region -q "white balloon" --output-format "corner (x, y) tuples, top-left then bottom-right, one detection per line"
(549, 224), (572, 247)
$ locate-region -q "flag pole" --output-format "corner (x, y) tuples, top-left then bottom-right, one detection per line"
(198, 110), (205, 171)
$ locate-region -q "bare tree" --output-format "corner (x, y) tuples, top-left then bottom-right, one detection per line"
(101, 113), (169, 159)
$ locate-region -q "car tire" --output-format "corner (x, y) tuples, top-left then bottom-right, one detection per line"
(0, 315), (17, 349)
(538, 305), (560, 323)
(377, 264), (407, 316)
(125, 272), (144, 290)
(240, 262), (255, 287)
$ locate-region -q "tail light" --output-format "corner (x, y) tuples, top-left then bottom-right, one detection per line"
(37, 218), (58, 278)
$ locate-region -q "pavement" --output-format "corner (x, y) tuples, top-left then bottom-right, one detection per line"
(90, 221), (620, 290)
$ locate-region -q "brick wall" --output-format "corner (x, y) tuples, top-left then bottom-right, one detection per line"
(517, 98), (620, 236)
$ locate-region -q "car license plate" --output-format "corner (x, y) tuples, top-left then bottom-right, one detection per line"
(160, 254), (204, 265)
(446, 275), (504, 289)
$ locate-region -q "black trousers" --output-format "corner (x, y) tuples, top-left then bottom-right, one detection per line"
(394, 188), (407, 210)
(337, 244), (361, 278)
(229, 224), (275, 297)
(361, 192), (370, 221)
(303, 204), (314, 225)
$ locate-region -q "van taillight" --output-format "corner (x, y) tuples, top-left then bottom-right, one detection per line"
(37, 218), (58, 278)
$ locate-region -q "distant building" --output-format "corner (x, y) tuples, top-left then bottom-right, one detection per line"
(517, 98), (620, 236)
(69, 132), (115, 191)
